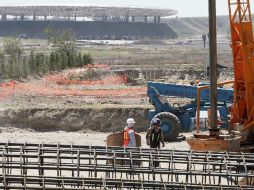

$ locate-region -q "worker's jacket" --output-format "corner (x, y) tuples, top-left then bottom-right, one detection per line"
(146, 127), (164, 148)
(123, 127), (137, 147)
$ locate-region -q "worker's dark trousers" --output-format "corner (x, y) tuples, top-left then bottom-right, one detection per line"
(150, 145), (160, 168)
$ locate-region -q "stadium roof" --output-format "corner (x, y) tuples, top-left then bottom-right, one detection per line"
(0, 6), (177, 17)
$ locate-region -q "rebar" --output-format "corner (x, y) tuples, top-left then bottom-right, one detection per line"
(0, 174), (253, 190)
(0, 142), (253, 187)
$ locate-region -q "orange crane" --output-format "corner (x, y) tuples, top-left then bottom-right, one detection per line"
(228, 0), (254, 144)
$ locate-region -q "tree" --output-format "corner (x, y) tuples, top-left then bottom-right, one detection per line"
(44, 28), (60, 47)
(28, 50), (36, 74)
(3, 37), (23, 57)
(21, 57), (30, 79)
(2, 37), (24, 80)
(44, 28), (92, 69)
(34, 53), (45, 76)
(44, 28), (76, 51)
(83, 53), (92, 66)
(0, 51), (5, 81)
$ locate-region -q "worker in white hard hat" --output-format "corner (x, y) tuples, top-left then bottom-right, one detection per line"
(123, 118), (137, 148)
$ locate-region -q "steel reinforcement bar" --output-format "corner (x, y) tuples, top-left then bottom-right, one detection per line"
(0, 142), (253, 186)
(0, 175), (253, 190)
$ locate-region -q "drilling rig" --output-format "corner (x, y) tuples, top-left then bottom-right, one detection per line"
(189, 0), (254, 152)
(228, 0), (254, 149)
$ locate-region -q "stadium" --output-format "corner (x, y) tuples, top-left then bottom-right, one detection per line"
(0, 6), (178, 39)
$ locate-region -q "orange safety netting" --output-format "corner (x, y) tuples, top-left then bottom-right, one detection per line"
(85, 64), (111, 69)
(0, 65), (147, 100)
(15, 83), (146, 98)
(54, 75), (128, 86)
(0, 81), (17, 100)
(43, 65), (128, 86)
(0, 82), (146, 99)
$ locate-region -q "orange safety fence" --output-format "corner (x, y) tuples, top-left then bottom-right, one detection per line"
(54, 75), (128, 86)
(0, 65), (146, 101)
(0, 80), (146, 100)
(0, 81), (17, 100)
(15, 83), (146, 98)
(43, 66), (128, 86)
(1, 82), (146, 100)
(85, 64), (111, 70)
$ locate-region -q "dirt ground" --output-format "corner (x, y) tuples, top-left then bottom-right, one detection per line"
(0, 127), (191, 150)
(0, 69), (233, 133)
(0, 39), (234, 148)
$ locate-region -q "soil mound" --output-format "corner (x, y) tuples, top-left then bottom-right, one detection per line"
(0, 107), (150, 132)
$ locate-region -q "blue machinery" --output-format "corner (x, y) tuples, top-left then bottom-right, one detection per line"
(147, 81), (234, 140)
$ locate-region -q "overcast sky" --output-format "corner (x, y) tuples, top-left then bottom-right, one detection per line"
(0, 0), (230, 17)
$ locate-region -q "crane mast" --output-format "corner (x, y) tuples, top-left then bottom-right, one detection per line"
(228, 0), (254, 142)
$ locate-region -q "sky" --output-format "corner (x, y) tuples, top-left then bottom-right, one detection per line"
(0, 0), (230, 17)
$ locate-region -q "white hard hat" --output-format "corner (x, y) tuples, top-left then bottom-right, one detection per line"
(126, 118), (136, 125)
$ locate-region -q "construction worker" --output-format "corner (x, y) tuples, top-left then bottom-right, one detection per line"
(123, 118), (137, 148)
(146, 118), (165, 168)
(146, 118), (165, 148)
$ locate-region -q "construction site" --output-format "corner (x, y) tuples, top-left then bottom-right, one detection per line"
(0, 0), (254, 189)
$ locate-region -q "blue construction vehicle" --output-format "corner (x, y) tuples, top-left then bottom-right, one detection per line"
(147, 81), (234, 141)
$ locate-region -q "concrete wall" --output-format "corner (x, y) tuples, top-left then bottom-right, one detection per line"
(0, 21), (178, 39)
